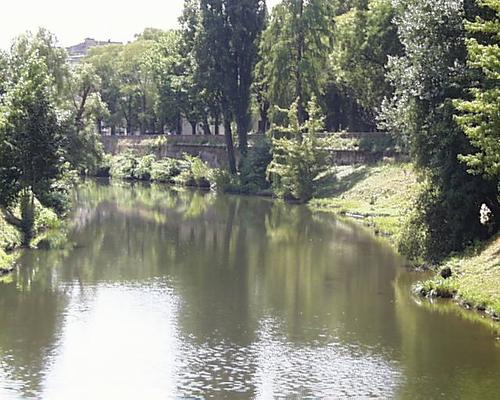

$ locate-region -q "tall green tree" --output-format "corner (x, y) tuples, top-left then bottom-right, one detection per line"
(119, 39), (156, 135)
(63, 63), (107, 172)
(9, 28), (68, 98)
(267, 96), (330, 202)
(226, 0), (266, 154)
(196, 0), (238, 172)
(147, 29), (186, 134)
(259, 0), (335, 123)
(0, 56), (64, 246)
(330, 0), (401, 123)
(196, 0), (265, 171)
(454, 0), (500, 216)
(380, 0), (498, 261)
(86, 44), (123, 135)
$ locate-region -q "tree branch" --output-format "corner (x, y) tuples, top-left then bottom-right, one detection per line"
(0, 207), (22, 229)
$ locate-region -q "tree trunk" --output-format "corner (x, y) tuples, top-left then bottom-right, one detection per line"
(224, 118), (237, 175)
(176, 113), (183, 135)
(215, 113), (220, 135)
(127, 99), (133, 135)
(20, 192), (35, 247)
(97, 118), (103, 135)
(202, 116), (212, 135)
(0, 207), (22, 229)
(140, 94), (147, 135)
(236, 113), (249, 157)
(259, 101), (270, 133)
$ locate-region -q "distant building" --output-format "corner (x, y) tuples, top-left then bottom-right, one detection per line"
(66, 38), (122, 65)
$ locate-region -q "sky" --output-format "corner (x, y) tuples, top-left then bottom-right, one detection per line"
(0, 0), (281, 50)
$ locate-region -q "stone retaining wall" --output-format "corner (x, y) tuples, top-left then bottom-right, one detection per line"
(100, 134), (390, 168)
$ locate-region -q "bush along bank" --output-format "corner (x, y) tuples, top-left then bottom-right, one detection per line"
(99, 137), (274, 196)
(0, 202), (69, 276)
(99, 152), (213, 189)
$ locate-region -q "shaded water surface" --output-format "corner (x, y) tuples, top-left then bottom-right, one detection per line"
(0, 181), (499, 399)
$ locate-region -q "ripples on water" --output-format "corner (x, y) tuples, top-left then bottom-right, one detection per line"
(7, 281), (400, 399)
(0, 182), (499, 399)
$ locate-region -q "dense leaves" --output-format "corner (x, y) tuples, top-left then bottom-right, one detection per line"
(455, 0), (500, 183)
(0, 56), (64, 244)
(268, 97), (331, 202)
(381, 0), (498, 261)
(258, 0), (335, 123)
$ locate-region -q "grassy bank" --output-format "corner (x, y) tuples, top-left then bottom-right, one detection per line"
(310, 162), (419, 241)
(416, 235), (500, 320)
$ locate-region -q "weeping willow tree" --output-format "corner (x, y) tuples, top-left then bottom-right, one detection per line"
(258, 0), (335, 124)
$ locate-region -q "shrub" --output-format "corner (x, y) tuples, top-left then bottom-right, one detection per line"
(110, 152), (138, 180)
(267, 97), (331, 202)
(95, 154), (113, 177)
(0, 248), (14, 273)
(398, 175), (492, 263)
(239, 137), (272, 193)
(150, 159), (182, 183)
(134, 155), (156, 181)
(174, 154), (211, 188)
(211, 168), (239, 193)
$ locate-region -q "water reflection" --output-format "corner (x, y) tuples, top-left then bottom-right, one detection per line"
(0, 180), (499, 399)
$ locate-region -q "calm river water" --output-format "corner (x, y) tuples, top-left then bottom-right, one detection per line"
(0, 181), (499, 399)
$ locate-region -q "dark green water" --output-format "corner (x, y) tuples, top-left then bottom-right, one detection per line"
(0, 181), (499, 399)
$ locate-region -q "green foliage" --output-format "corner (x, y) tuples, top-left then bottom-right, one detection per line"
(95, 154), (113, 177)
(380, 0), (498, 261)
(8, 28), (69, 97)
(134, 155), (157, 181)
(268, 97), (331, 202)
(196, 0), (266, 156)
(174, 154), (211, 188)
(63, 62), (107, 173)
(0, 51), (8, 96)
(0, 213), (21, 251)
(258, 0), (335, 122)
(330, 0), (401, 120)
(109, 152), (139, 180)
(0, 248), (14, 273)
(210, 168), (234, 192)
(454, 0), (500, 184)
(239, 137), (273, 192)
(0, 53), (65, 246)
(107, 152), (212, 188)
(34, 203), (60, 232)
(150, 159), (181, 183)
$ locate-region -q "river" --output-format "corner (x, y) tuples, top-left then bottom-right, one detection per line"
(0, 180), (499, 399)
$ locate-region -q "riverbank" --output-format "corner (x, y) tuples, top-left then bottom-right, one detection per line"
(416, 235), (500, 321)
(309, 162), (500, 322)
(0, 205), (66, 276)
(310, 162), (419, 242)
